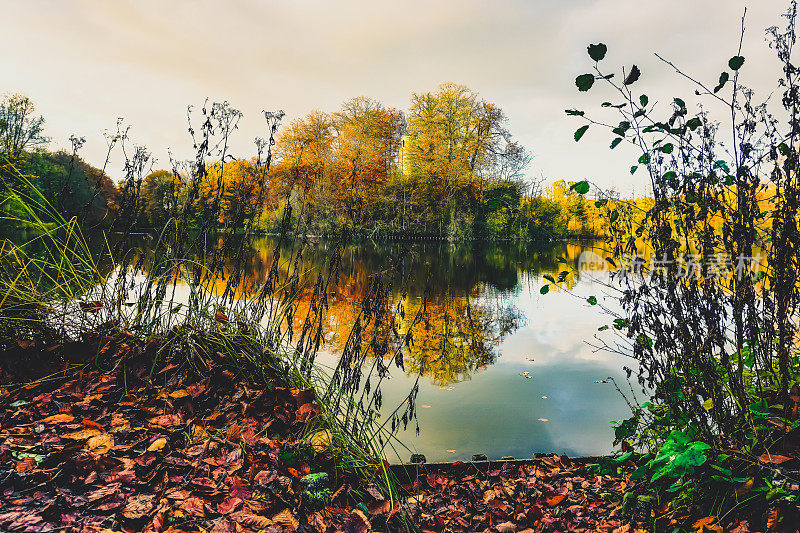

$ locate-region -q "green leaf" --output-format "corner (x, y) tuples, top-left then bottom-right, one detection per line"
(543, 274), (556, 283)
(659, 143), (674, 154)
(587, 296), (598, 305)
(612, 121), (631, 136)
(686, 117), (702, 130)
(713, 160), (730, 173)
(663, 171), (677, 181)
(624, 65), (641, 85)
(728, 55), (745, 71)
(576, 74), (595, 92)
(714, 72), (729, 93)
(638, 153), (651, 164)
(587, 43), (607, 62)
(571, 180), (590, 194)
(557, 270), (569, 282)
(574, 125), (590, 142)
(779, 143), (790, 155)
(540, 285), (550, 295)
(630, 165), (638, 175)
(609, 209), (619, 223)
(598, 325), (609, 331)
(595, 199), (608, 208)
(639, 94), (648, 107)
(565, 109), (585, 116)
(610, 137), (623, 149)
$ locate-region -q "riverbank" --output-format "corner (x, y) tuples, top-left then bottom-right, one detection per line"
(0, 328), (640, 533)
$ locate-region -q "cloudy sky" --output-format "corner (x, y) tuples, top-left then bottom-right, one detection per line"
(0, 0), (790, 194)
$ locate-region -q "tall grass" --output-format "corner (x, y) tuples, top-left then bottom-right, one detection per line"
(0, 102), (420, 511)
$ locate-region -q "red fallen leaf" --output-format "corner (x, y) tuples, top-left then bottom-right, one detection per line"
(149, 414), (184, 428)
(215, 311), (229, 323)
(297, 402), (320, 422)
(526, 505), (543, 521)
(217, 496), (243, 515)
(287, 467), (303, 478)
(181, 496), (205, 517)
(547, 494), (566, 507)
(758, 453), (792, 464)
(187, 380), (208, 398)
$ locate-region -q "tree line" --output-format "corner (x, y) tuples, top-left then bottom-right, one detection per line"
(1, 86), (603, 240)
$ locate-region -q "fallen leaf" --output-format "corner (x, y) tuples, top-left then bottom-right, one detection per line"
(215, 311), (229, 323)
(147, 437), (167, 452)
(42, 413), (74, 424)
(758, 453), (792, 464)
(86, 433), (114, 454)
(122, 494), (155, 520)
(62, 428), (101, 440)
(547, 494), (566, 507)
(538, 418), (549, 422)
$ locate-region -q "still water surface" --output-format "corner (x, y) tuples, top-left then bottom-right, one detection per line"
(234, 238), (632, 463)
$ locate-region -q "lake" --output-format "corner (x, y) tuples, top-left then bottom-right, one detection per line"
(217, 237), (633, 463)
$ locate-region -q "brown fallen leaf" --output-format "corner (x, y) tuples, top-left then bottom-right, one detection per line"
(215, 311), (229, 323)
(272, 509), (299, 531)
(122, 493), (155, 520)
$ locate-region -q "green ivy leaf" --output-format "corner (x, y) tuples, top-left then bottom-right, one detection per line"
(588, 43), (607, 62)
(624, 65), (641, 85)
(574, 125), (590, 142)
(587, 296), (598, 305)
(571, 180), (590, 194)
(728, 55), (745, 71)
(714, 72), (729, 93)
(659, 143), (674, 154)
(610, 137), (623, 149)
(639, 94), (648, 107)
(638, 153), (651, 164)
(576, 74), (595, 92)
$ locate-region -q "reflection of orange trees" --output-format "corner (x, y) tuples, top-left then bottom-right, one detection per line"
(399, 291), (520, 386)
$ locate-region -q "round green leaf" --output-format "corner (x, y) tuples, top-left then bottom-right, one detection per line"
(571, 180), (590, 194)
(728, 56), (745, 71)
(587, 296), (598, 305)
(576, 74), (595, 92)
(540, 285), (550, 295)
(587, 43), (607, 62)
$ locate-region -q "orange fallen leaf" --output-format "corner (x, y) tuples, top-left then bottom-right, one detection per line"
(169, 389), (189, 399)
(547, 494), (566, 507)
(82, 419), (103, 430)
(86, 433), (114, 454)
(758, 453), (792, 464)
(147, 437), (167, 452)
(214, 311), (229, 323)
(42, 413), (74, 425)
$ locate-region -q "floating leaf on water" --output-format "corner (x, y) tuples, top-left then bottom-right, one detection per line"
(538, 418), (549, 422)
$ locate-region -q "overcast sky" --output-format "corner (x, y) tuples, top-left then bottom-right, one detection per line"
(0, 0), (791, 195)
